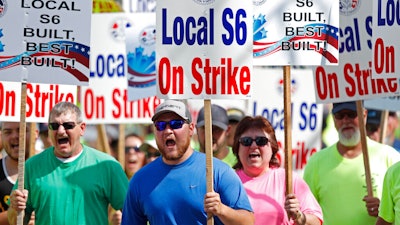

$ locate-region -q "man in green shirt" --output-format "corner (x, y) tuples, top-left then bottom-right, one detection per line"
(8, 102), (128, 225)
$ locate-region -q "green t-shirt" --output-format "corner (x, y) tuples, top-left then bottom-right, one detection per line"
(303, 138), (400, 225)
(379, 161), (400, 224)
(14, 145), (128, 225)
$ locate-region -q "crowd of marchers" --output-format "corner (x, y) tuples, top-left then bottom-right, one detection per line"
(1, 100), (400, 225)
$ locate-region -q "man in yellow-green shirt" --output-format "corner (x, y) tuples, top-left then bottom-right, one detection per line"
(304, 101), (400, 225)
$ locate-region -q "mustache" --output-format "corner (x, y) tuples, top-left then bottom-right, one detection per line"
(338, 124), (357, 132)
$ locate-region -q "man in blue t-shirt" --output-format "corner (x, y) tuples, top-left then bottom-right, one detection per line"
(121, 100), (254, 225)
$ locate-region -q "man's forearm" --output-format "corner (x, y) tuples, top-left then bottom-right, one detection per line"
(216, 206), (254, 225)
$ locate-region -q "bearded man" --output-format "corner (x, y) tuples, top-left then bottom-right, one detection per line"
(303, 101), (400, 225)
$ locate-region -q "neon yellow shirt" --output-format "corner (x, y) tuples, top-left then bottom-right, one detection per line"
(379, 161), (400, 224)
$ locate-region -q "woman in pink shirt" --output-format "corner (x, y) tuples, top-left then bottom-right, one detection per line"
(233, 116), (323, 225)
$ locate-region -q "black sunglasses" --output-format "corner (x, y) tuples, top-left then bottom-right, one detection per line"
(239, 136), (269, 147)
(125, 146), (141, 153)
(154, 119), (187, 131)
(48, 122), (78, 130)
(334, 111), (358, 120)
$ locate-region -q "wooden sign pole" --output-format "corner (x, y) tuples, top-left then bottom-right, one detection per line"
(204, 99), (214, 225)
(283, 65), (293, 195)
(357, 101), (373, 197)
(17, 81), (27, 225)
(118, 124), (126, 169)
(96, 124), (111, 155)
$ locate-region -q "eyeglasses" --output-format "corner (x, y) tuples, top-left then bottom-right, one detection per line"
(125, 146), (141, 153)
(48, 122), (78, 130)
(334, 111), (358, 120)
(239, 136), (269, 147)
(154, 119), (187, 131)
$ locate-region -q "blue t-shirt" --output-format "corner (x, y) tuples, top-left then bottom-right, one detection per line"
(122, 151), (252, 225)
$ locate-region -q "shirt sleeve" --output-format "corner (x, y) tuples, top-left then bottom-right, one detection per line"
(378, 164), (396, 223)
(108, 161), (129, 210)
(121, 180), (148, 225)
(214, 160), (253, 212)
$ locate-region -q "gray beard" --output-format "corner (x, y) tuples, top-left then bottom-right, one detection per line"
(338, 127), (361, 147)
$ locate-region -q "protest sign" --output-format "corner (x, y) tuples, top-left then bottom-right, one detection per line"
(0, 81), (77, 121)
(0, 0), (92, 85)
(253, 0), (339, 65)
(125, 13), (156, 101)
(81, 13), (159, 124)
(313, 2), (400, 103)
(156, 0), (253, 99)
(252, 67), (322, 175)
(371, 0), (400, 79)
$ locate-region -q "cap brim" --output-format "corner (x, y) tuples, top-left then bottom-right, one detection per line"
(228, 115), (243, 122)
(152, 110), (187, 122)
(332, 104), (357, 114)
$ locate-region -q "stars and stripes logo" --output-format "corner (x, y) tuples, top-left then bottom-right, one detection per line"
(253, 14), (339, 64)
(0, 40), (90, 82)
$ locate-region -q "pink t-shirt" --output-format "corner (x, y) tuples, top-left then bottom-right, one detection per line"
(237, 168), (323, 225)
